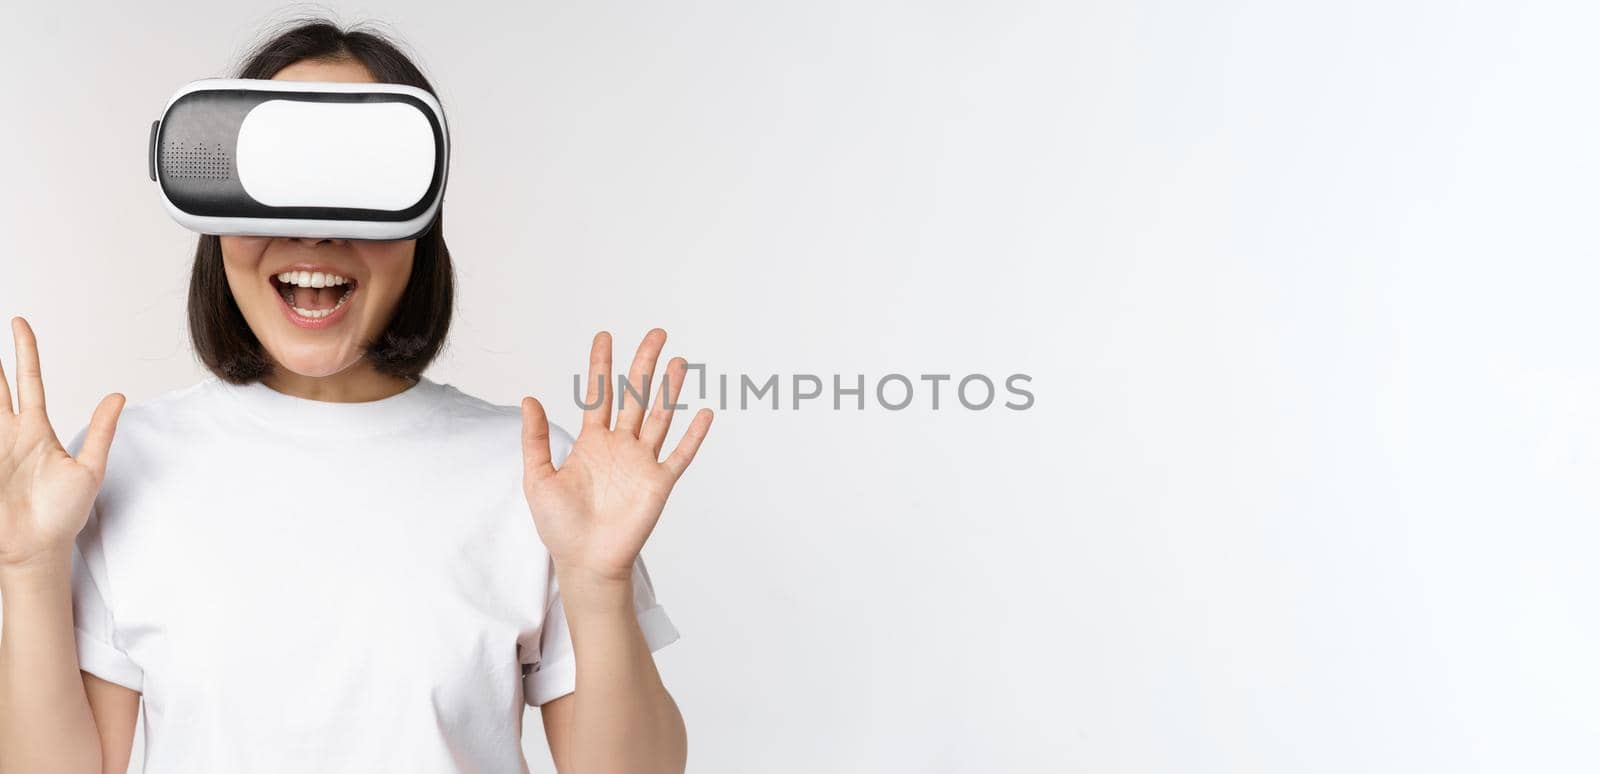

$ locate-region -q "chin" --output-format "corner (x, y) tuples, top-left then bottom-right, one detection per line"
(270, 351), (362, 379)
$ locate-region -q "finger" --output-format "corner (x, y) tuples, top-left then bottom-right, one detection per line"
(616, 328), (667, 437)
(74, 393), (126, 479)
(662, 408), (713, 479)
(521, 396), (557, 481)
(582, 331), (613, 431)
(641, 357), (688, 457)
(12, 317), (45, 415)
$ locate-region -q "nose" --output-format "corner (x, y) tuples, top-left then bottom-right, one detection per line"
(291, 236), (347, 247)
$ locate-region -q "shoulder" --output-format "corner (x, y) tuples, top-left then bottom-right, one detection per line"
(427, 381), (577, 464)
(63, 378), (218, 455)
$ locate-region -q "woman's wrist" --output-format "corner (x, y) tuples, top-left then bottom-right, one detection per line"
(0, 545), (73, 591)
(554, 562), (637, 615)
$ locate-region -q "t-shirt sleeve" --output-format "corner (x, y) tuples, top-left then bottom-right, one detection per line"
(65, 423), (144, 692)
(521, 556), (680, 706)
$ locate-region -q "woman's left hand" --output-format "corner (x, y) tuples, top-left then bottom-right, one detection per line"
(520, 328), (712, 589)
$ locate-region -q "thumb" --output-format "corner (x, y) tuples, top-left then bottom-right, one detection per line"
(74, 393), (126, 479)
(521, 396), (556, 482)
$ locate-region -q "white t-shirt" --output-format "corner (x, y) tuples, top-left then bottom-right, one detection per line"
(64, 375), (679, 773)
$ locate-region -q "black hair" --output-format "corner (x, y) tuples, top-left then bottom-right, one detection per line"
(187, 18), (453, 384)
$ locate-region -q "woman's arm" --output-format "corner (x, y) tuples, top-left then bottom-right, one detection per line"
(0, 559), (139, 774)
(0, 554), (105, 774)
(0, 317), (129, 774)
(83, 673), (140, 774)
(521, 329), (710, 774)
(539, 573), (686, 773)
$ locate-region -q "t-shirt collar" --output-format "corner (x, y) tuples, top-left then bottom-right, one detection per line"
(211, 374), (447, 437)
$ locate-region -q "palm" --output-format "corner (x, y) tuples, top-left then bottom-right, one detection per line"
(0, 430), (94, 558)
(0, 317), (124, 567)
(520, 329), (712, 582)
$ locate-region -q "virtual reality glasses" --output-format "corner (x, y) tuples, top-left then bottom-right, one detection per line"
(149, 78), (449, 240)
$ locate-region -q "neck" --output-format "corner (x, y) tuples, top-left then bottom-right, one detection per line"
(260, 363), (417, 403)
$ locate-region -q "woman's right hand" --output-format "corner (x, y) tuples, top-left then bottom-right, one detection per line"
(0, 317), (124, 570)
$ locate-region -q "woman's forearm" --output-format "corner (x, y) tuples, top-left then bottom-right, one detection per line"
(0, 549), (103, 774)
(555, 568), (687, 774)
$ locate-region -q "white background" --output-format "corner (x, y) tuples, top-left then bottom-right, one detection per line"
(2, 1), (1598, 771)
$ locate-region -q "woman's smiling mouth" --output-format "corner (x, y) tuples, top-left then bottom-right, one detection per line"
(270, 267), (359, 328)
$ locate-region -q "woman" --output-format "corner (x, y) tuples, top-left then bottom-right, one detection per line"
(0, 20), (708, 774)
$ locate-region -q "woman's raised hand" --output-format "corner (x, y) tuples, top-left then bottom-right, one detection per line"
(0, 317), (124, 570)
(519, 329), (713, 586)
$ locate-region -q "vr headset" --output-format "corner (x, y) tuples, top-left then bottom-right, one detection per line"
(149, 79), (449, 240)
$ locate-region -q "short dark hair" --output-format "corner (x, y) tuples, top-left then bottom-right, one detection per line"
(187, 18), (454, 384)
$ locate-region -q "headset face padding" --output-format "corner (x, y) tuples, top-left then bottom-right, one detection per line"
(150, 79), (450, 240)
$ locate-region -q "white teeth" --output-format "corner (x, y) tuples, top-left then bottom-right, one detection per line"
(275, 271), (351, 288)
